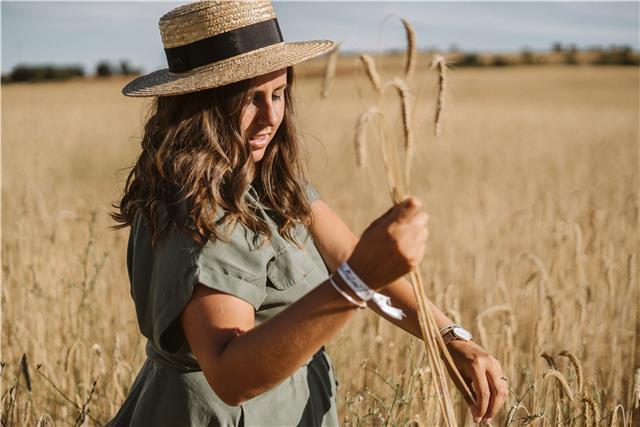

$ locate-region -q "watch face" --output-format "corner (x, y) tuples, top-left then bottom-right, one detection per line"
(452, 326), (472, 341)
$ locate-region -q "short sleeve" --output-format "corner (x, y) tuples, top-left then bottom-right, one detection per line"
(196, 228), (270, 310)
(128, 208), (272, 354)
(305, 181), (321, 203)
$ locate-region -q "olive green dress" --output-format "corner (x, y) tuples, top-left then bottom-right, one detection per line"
(106, 183), (340, 427)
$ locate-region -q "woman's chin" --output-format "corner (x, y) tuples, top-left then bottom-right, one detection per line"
(251, 148), (266, 162)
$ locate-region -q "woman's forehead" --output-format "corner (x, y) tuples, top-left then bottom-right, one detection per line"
(251, 68), (287, 91)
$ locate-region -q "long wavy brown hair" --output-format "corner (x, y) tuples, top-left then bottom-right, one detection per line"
(110, 67), (314, 248)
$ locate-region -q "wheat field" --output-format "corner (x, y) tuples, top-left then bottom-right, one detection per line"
(2, 58), (638, 426)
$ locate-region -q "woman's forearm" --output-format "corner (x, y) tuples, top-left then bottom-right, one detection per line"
(213, 274), (454, 406)
(213, 274), (359, 405)
(369, 276), (458, 339)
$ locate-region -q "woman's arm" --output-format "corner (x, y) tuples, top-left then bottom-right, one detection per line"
(308, 199), (508, 424)
(180, 197), (427, 407)
(307, 198), (447, 337)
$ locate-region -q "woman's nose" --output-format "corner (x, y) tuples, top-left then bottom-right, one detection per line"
(257, 98), (277, 127)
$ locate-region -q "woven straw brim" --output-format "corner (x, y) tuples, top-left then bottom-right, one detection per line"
(122, 40), (335, 97)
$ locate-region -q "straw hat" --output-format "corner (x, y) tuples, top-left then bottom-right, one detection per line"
(122, 0), (335, 97)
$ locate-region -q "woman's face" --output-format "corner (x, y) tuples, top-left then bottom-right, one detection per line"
(240, 68), (288, 163)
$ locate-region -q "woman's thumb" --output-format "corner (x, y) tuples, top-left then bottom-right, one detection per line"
(396, 197), (422, 220)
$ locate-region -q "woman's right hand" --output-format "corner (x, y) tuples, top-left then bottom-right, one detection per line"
(346, 197), (429, 291)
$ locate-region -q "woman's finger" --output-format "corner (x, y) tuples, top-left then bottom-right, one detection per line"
(468, 358), (490, 422)
(482, 360), (509, 423)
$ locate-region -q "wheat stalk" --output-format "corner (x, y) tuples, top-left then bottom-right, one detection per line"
(353, 39), (473, 427)
(540, 353), (557, 370)
(35, 413), (55, 427)
(558, 351), (583, 397)
(632, 253), (640, 427)
(353, 107), (398, 199)
(382, 78), (413, 155)
(476, 304), (513, 349)
(428, 54), (447, 137)
(581, 396), (601, 426)
(354, 108), (377, 168)
(554, 400), (564, 426)
(400, 18), (417, 78)
(632, 368), (640, 426)
(359, 54), (382, 93)
(610, 404), (626, 427)
(321, 42), (341, 98)
(381, 78), (414, 185)
(543, 369), (574, 402)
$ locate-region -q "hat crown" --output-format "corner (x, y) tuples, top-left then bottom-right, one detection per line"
(159, 0), (276, 49)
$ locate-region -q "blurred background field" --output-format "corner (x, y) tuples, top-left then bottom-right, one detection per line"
(2, 53), (638, 426)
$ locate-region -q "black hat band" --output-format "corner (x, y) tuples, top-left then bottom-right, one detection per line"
(164, 18), (284, 73)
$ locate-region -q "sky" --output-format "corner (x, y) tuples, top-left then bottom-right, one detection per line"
(1, 1), (639, 76)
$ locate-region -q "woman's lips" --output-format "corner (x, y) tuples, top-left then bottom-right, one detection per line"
(249, 133), (270, 149)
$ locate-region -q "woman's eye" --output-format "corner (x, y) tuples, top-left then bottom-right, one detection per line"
(272, 94), (282, 102)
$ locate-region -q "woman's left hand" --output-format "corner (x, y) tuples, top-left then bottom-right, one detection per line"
(445, 339), (509, 425)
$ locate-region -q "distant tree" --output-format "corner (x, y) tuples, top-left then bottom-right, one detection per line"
(564, 44), (579, 65)
(120, 60), (132, 75)
(6, 64), (85, 82)
(592, 44), (639, 65)
(491, 55), (509, 67)
(10, 65), (34, 82)
(520, 48), (535, 65)
(551, 42), (563, 53)
(96, 61), (113, 77)
(617, 45), (637, 65)
(455, 52), (482, 67)
(57, 65), (85, 79)
(43, 65), (56, 80)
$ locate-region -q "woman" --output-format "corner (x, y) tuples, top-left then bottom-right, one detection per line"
(108, 1), (507, 426)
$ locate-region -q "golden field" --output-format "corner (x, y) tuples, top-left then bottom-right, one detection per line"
(1, 57), (638, 426)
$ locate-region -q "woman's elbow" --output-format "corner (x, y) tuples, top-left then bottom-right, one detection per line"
(203, 369), (246, 406)
(218, 393), (245, 407)
(203, 363), (269, 406)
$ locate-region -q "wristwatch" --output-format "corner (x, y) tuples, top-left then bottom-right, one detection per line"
(439, 324), (473, 345)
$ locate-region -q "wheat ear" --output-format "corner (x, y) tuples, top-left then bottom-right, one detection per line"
(354, 107), (379, 168)
(543, 369), (575, 402)
(381, 78), (414, 186)
(400, 18), (417, 78)
(540, 353), (557, 369)
(429, 54), (447, 136)
(476, 304), (513, 348)
(558, 351), (584, 397)
(321, 42), (341, 98)
(359, 54), (382, 93)
(581, 396), (601, 426)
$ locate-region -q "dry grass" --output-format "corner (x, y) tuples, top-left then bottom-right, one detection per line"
(1, 57), (638, 426)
